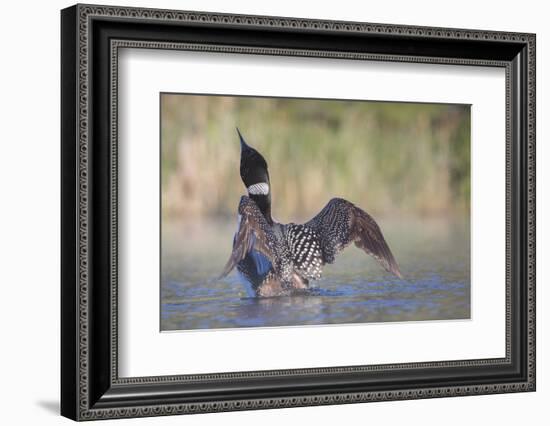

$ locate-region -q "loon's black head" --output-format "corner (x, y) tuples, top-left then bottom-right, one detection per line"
(237, 128), (273, 224)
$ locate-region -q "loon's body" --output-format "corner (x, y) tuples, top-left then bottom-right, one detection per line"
(220, 130), (402, 297)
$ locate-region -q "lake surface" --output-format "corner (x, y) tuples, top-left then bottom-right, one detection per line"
(161, 216), (470, 331)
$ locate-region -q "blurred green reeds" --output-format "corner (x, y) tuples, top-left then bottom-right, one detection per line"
(161, 94), (470, 222)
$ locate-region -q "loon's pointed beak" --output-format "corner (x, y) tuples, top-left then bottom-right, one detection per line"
(236, 127), (249, 152)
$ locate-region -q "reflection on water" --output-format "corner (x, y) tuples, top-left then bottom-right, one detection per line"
(161, 217), (470, 331)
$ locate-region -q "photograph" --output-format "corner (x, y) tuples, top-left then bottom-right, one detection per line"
(160, 93), (471, 331)
(58, 2), (536, 420)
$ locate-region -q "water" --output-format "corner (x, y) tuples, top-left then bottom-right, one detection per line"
(161, 217), (470, 331)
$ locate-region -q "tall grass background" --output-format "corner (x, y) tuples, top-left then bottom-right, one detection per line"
(161, 94), (470, 222)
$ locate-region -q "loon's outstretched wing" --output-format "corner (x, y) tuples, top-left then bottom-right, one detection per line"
(305, 198), (402, 278)
(220, 196), (277, 279)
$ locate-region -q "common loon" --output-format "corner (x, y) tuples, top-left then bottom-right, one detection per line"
(220, 129), (402, 297)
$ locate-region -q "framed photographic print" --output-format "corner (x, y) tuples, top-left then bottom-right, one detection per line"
(61, 3), (536, 421)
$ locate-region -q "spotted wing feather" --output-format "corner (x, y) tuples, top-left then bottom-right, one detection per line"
(305, 198), (402, 278)
(284, 224), (323, 280)
(220, 196), (277, 279)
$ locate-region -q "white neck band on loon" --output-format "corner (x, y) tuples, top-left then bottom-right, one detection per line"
(247, 182), (269, 195)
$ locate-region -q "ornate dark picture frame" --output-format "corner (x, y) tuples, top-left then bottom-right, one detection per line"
(61, 3), (536, 421)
